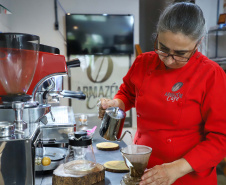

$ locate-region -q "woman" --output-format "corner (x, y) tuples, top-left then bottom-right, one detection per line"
(98, 2), (226, 185)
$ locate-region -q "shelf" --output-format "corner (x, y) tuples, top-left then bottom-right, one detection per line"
(208, 24), (226, 33)
(210, 57), (226, 65)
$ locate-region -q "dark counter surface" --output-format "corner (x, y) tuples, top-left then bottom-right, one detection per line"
(35, 112), (226, 184)
(35, 113), (128, 185)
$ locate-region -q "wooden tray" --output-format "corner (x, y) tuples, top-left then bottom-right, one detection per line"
(52, 163), (105, 185)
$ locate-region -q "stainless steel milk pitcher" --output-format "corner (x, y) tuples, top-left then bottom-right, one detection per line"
(99, 107), (131, 141)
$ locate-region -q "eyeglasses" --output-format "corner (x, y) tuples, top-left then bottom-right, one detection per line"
(154, 35), (198, 62)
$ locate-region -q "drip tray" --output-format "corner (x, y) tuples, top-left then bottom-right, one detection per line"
(35, 147), (67, 171)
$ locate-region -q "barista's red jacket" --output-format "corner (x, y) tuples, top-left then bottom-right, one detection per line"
(114, 51), (226, 185)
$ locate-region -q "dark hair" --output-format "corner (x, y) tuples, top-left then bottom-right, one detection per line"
(157, 2), (206, 41)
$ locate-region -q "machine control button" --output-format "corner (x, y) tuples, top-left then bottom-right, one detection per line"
(35, 157), (42, 165)
(42, 157), (51, 166)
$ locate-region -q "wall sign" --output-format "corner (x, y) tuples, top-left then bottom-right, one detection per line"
(70, 55), (132, 127)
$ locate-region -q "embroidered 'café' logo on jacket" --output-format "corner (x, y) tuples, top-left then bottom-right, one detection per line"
(172, 82), (183, 92)
(165, 82), (183, 102)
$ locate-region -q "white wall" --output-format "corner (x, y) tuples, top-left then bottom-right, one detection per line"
(6, 0), (139, 57)
(196, 0), (222, 30)
(196, 0), (225, 58)
(0, 0), (223, 143)
(0, 0), (139, 134)
(0, 0), (11, 32)
(3, 0), (139, 103)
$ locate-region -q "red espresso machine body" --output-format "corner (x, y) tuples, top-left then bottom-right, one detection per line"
(0, 44), (69, 124)
(27, 47), (68, 96)
(0, 46), (68, 101)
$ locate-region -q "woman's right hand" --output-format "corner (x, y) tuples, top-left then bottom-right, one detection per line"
(97, 98), (118, 119)
(97, 98), (124, 119)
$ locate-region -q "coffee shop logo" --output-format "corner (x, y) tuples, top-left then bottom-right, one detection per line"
(165, 92), (183, 102)
(87, 56), (113, 83)
(172, 82), (183, 92)
(76, 56), (119, 109)
(164, 82), (184, 102)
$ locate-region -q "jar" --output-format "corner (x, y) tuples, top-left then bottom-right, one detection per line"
(64, 130), (96, 175)
(77, 114), (89, 131)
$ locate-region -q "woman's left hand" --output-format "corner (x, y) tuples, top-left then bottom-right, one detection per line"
(139, 164), (177, 185)
(139, 158), (193, 185)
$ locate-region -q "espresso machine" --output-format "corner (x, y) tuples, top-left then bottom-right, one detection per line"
(0, 33), (86, 184)
(30, 44), (85, 172)
(0, 33), (42, 185)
